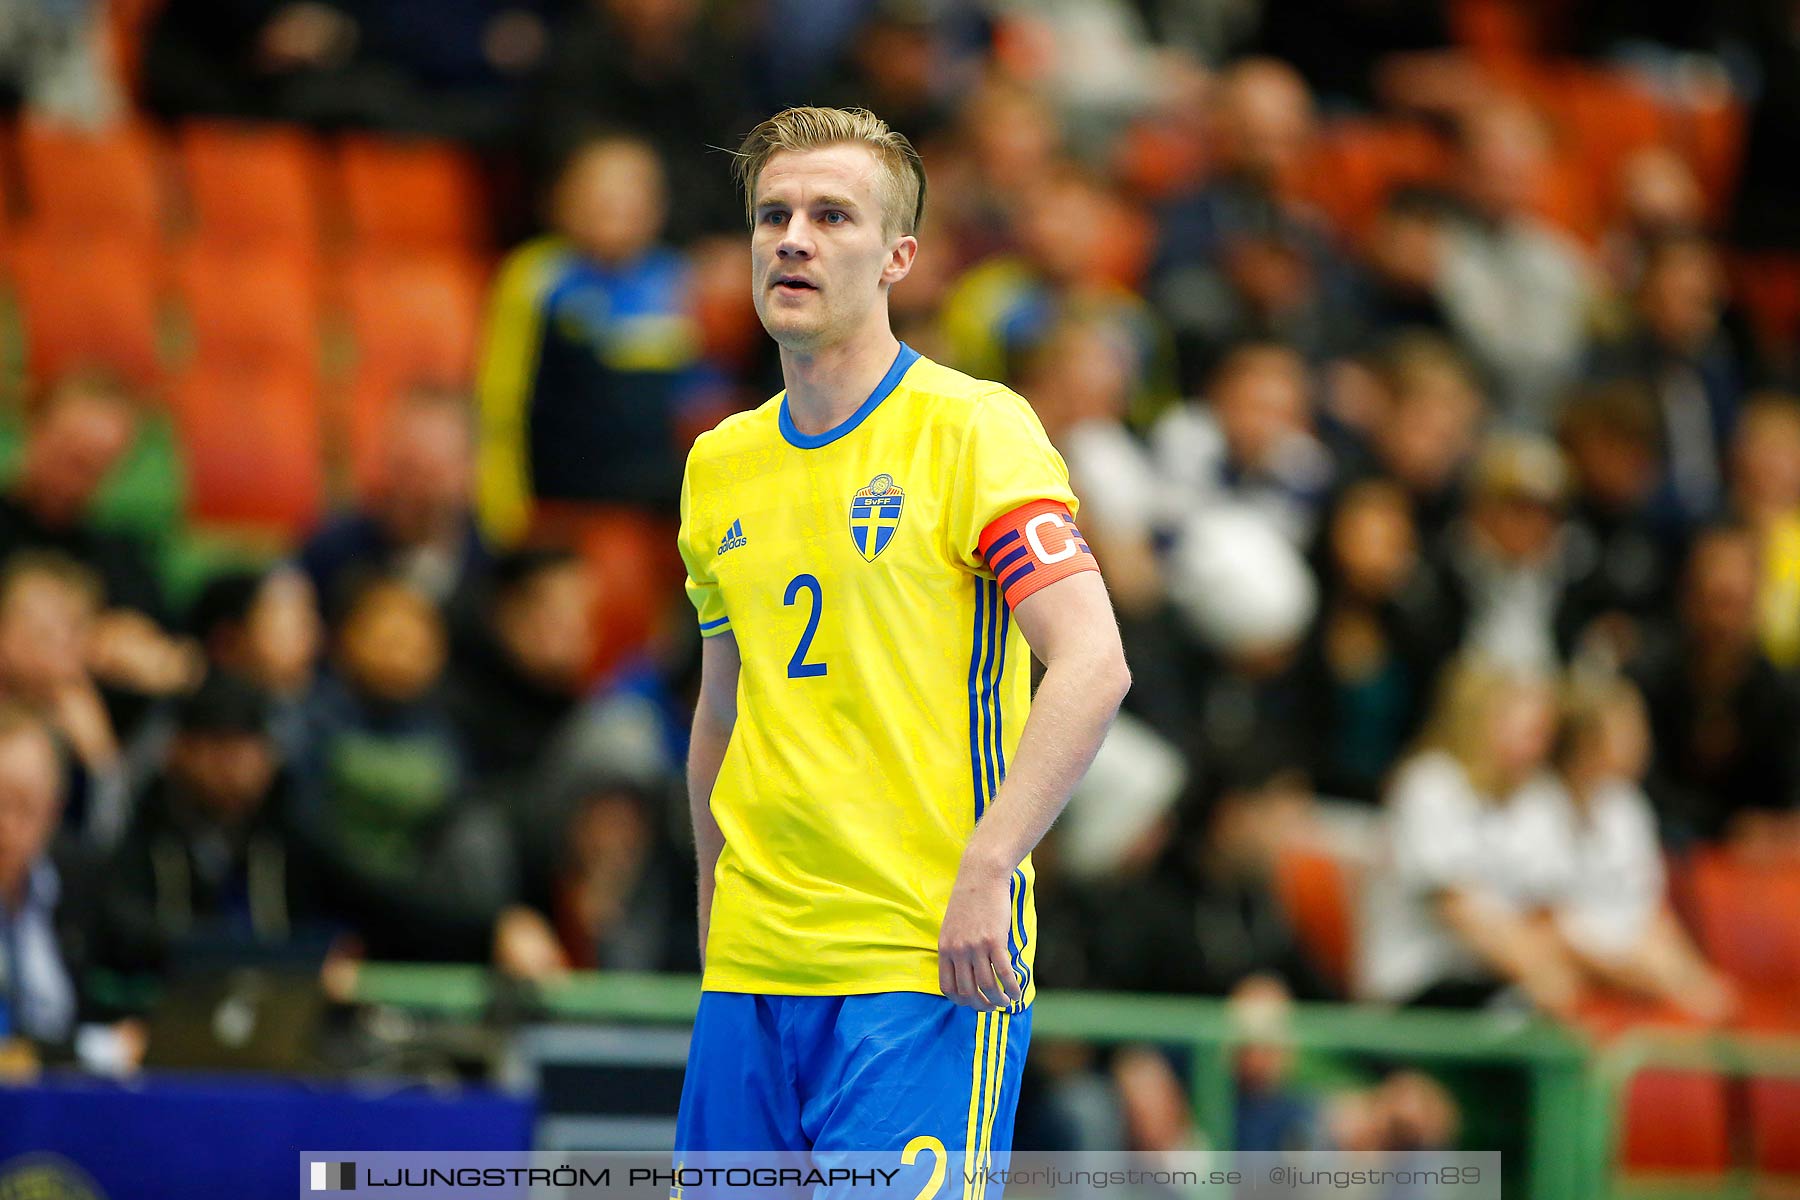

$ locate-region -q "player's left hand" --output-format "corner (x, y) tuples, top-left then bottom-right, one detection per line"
(938, 857), (1024, 1011)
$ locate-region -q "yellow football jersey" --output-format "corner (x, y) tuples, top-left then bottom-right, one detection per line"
(678, 344), (1086, 1007)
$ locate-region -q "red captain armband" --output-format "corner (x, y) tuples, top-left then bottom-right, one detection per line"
(977, 499), (1099, 608)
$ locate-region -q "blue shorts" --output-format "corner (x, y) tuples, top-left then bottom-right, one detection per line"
(674, 992), (1032, 1198)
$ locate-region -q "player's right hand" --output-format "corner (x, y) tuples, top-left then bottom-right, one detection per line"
(937, 860), (1025, 1011)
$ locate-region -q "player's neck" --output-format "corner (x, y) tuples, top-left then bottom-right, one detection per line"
(779, 325), (903, 437)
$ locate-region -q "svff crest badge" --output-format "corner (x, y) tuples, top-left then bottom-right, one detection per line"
(849, 474), (904, 561)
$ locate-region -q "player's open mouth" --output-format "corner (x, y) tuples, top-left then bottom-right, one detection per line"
(774, 276), (817, 292)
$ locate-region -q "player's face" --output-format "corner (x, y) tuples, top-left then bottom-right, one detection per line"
(749, 144), (914, 352)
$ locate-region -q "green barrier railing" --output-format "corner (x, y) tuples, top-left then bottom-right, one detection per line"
(350, 966), (1799, 1200)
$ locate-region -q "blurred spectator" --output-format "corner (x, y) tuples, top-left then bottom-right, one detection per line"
(1359, 659), (1581, 1013)
(290, 570), (570, 973)
(0, 372), (166, 626)
(1437, 100), (1591, 428)
(0, 0), (119, 124)
(1151, 59), (1358, 389)
(1152, 343), (1334, 548)
(108, 674), (328, 964)
(125, 665), (568, 978)
(532, 0), (751, 239)
(1156, 504), (1316, 760)
(0, 375), (197, 736)
(815, 2), (965, 146)
(1300, 480), (1458, 803)
(0, 704), (142, 1069)
(0, 554), (127, 845)
(1164, 191), (1365, 383)
(1360, 187), (1457, 338)
(1329, 332), (1481, 547)
(117, 644), (578, 975)
(302, 388), (491, 623)
(931, 77), (1066, 267)
(1441, 435), (1574, 670)
(1017, 314), (1162, 616)
(1082, 764), (1461, 1155)
(1083, 748), (1333, 998)
(537, 774), (696, 972)
(188, 566), (324, 765)
(1052, 713), (1189, 885)
(1549, 675), (1735, 1022)
(991, 2), (1163, 150)
(1729, 393), (1800, 668)
(1159, 57), (1318, 230)
(477, 134), (706, 539)
(1107, 1004), (1459, 1156)
(1554, 382), (1680, 668)
(939, 163), (1176, 423)
(1631, 524), (1800, 846)
(447, 546), (595, 781)
(1590, 229), (1745, 529)
(1600, 147), (1707, 290)
(300, 575), (469, 892)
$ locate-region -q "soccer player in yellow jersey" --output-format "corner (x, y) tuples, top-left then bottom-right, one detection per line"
(673, 107), (1131, 1194)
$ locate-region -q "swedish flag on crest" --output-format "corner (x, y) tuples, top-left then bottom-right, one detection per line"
(849, 473), (904, 562)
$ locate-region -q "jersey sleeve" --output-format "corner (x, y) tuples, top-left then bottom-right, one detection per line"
(677, 451), (731, 637)
(948, 387), (1097, 606)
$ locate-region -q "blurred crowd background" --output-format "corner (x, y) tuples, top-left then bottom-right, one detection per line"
(4, 0), (1800, 1173)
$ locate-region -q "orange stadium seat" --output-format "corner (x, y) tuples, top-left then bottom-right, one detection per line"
(11, 227), (161, 386)
(179, 121), (326, 254)
(1685, 850), (1800, 993)
(343, 251), (487, 384)
(171, 364), (323, 536)
(337, 135), (489, 255)
(17, 120), (166, 244)
(175, 244), (321, 377)
(1618, 1070), (1732, 1175)
(1532, 152), (1605, 245)
(1273, 843), (1355, 993)
(1529, 67), (1667, 199)
(1751, 1078), (1800, 1177)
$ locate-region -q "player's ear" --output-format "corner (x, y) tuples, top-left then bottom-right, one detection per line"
(881, 235), (918, 287)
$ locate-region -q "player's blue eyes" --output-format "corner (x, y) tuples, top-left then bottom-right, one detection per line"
(761, 211), (847, 227)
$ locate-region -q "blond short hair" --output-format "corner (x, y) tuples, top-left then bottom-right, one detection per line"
(734, 107), (926, 239)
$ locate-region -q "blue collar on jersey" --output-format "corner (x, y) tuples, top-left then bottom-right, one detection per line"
(778, 342), (921, 450)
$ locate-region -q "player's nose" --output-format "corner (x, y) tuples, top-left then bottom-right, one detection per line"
(777, 216), (816, 257)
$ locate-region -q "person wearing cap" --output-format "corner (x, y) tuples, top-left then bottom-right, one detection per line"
(107, 672), (327, 965)
(1439, 434), (1577, 671)
(114, 668), (542, 969)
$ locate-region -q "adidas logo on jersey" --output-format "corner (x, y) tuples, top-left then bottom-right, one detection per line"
(717, 519), (748, 555)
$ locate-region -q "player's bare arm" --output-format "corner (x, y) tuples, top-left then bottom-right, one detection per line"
(938, 570), (1130, 1010)
(686, 630), (738, 969)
